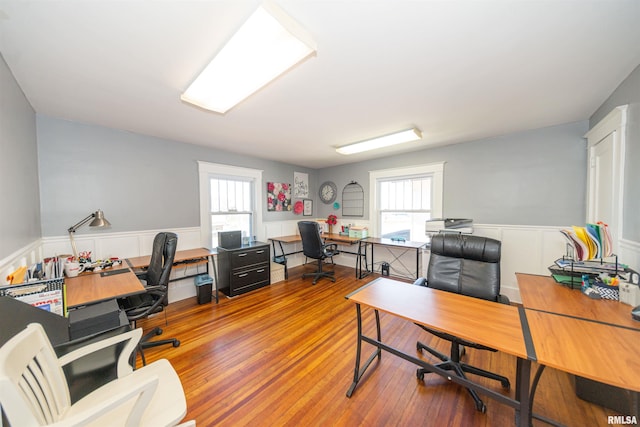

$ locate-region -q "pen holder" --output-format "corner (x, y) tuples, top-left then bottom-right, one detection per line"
(594, 282), (619, 300)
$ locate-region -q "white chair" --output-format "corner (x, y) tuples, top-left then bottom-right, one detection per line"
(0, 323), (194, 427)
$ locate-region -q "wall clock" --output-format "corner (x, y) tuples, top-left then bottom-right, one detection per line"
(319, 181), (338, 204)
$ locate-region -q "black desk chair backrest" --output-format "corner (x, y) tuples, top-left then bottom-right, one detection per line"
(298, 221), (339, 284)
(427, 232), (501, 301)
(120, 231), (180, 365)
(299, 221), (326, 259)
(415, 232), (510, 413)
(144, 231), (178, 289)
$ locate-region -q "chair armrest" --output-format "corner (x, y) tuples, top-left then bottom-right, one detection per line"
(323, 243), (339, 256)
(497, 294), (510, 305)
(413, 277), (427, 287)
(58, 328), (142, 378)
(324, 243), (338, 251)
(49, 374), (159, 427)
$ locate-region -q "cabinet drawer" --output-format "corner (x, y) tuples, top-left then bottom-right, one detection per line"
(232, 264), (270, 288)
(230, 247), (269, 268)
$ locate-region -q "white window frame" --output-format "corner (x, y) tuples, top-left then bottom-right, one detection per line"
(198, 161), (263, 248)
(369, 163), (444, 238)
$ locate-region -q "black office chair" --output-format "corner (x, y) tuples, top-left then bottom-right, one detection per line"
(414, 233), (510, 413)
(298, 221), (339, 284)
(119, 232), (180, 365)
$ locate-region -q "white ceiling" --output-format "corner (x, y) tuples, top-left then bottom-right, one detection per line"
(1, 1), (639, 169)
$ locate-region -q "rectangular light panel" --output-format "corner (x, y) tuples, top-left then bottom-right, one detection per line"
(181, 1), (316, 114)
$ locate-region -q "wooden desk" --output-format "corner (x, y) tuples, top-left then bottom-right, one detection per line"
(127, 247), (219, 303)
(345, 278), (533, 427)
(357, 237), (426, 280)
(269, 234), (364, 279)
(517, 272), (639, 329)
(517, 273), (640, 424)
(269, 233), (361, 246)
(65, 268), (144, 308)
(526, 309), (640, 392)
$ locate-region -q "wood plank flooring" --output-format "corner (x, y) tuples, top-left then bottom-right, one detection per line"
(137, 264), (616, 426)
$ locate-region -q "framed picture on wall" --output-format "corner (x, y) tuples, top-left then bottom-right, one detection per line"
(303, 199), (313, 216)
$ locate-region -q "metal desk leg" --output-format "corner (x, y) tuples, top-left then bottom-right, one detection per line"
(515, 357), (532, 427)
(346, 305), (381, 397)
(209, 255), (219, 304)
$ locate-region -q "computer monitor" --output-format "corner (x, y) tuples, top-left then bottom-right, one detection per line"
(218, 231), (242, 249)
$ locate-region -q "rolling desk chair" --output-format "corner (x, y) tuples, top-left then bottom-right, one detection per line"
(119, 232), (180, 365)
(298, 221), (339, 284)
(414, 233), (511, 413)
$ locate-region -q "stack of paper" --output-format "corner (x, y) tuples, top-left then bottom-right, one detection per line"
(560, 222), (613, 261)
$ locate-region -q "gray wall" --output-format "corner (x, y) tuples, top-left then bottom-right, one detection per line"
(0, 54), (40, 260)
(36, 116), (316, 237)
(590, 63), (640, 242)
(317, 121), (588, 227)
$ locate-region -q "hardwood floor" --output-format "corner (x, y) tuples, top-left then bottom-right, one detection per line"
(137, 264), (615, 426)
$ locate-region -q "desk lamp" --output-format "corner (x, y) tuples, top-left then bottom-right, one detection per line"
(68, 210), (111, 261)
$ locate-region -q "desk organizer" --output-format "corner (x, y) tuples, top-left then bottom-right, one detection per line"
(594, 282), (619, 300)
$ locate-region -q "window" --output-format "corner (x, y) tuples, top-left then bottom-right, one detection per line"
(198, 162), (263, 248)
(209, 177), (252, 247)
(369, 163), (443, 242)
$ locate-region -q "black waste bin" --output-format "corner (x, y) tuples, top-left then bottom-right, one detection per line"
(195, 274), (213, 304)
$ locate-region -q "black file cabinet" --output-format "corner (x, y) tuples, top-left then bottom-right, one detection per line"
(217, 242), (270, 297)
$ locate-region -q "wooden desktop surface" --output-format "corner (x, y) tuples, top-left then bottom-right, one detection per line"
(127, 247), (216, 269)
(517, 272), (640, 393)
(270, 233), (362, 245)
(361, 237), (427, 249)
(67, 248), (217, 308)
(517, 272), (639, 330)
(348, 278), (528, 359)
(525, 308), (640, 392)
(65, 268), (143, 308)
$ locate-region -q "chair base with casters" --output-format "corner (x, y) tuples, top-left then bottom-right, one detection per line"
(123, 292), (181, 366)
(302, 257), (337, 285)
(415, 329), (510, 413)
(137, 326), (180, 366)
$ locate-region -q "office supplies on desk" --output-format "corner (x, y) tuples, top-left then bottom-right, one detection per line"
(0, 277), (66, 315)
(620, 282), (640, 306)
(5, 265), (27, 284)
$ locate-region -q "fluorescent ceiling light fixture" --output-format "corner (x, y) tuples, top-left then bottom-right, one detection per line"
(181, 1), (316, 114)
(336, 128), (423, 155)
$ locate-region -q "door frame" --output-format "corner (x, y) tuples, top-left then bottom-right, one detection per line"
(584, 105), (627, 254)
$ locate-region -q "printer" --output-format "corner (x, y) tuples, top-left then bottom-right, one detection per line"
(425, 218), (473, 234)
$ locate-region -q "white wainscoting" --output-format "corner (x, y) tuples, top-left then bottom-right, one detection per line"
(4, 223), (640, 305)
(1, 227), (204, 303)
(261, 221), (639, 303)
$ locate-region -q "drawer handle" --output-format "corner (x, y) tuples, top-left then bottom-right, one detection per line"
(238, 253), (247, 257)
(257, 269), (265, 273)
(256, 250), (265, 254)
(238, 273), (248, 278)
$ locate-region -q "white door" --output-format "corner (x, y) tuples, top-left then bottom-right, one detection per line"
(585, 105), (627, 255)
(589, 132), (616, 242)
